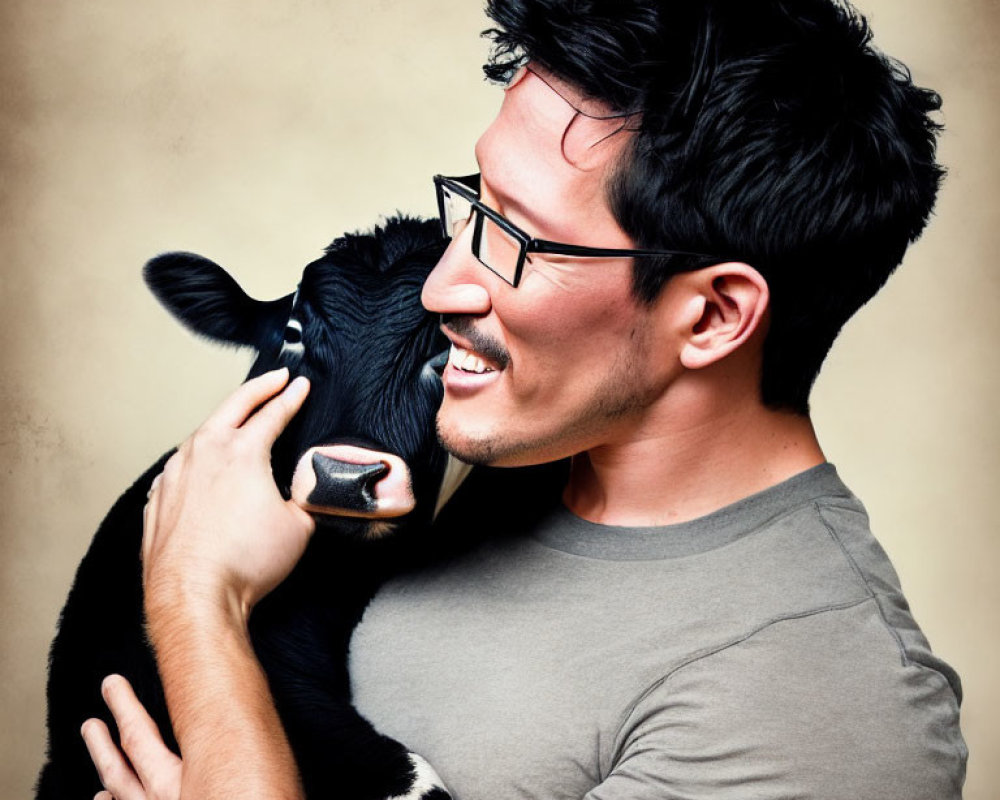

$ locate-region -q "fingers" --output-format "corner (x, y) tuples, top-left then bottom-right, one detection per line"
(194, 368), (310, 449)
(242, 375), (310, 445)
(81, 716), (146, 800)
(207, 367), (292, 430)
(100, 675), (182, 800)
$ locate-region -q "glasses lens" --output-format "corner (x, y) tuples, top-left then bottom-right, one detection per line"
(439, 183), (474, 238)
(474, 214), (524, 285)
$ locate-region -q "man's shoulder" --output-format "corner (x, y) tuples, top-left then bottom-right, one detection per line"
(603, 596), (967, 799)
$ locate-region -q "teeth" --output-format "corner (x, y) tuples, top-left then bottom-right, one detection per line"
(462, 353), (485, 372)
(449, 344), (468, 367)
(449, 344), (494, 375)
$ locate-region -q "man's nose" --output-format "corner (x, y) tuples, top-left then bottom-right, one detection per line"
(421, 233), (492, 316)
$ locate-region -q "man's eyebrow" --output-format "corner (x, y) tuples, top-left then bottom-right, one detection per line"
(479, 171), (552, 240)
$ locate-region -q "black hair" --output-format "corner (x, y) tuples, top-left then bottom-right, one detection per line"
(483, 0), (943, 413)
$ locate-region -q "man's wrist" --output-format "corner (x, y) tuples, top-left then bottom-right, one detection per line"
(144, 571), (250, 653)
(143, 578), (304, 799)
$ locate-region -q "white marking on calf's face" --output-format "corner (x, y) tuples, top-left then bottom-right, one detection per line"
(280, 317), (305, 358)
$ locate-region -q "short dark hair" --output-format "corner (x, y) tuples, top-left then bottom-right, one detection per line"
(483, 0), (943, 413)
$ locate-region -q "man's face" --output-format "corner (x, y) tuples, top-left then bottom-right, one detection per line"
(421, 67), (674, 467)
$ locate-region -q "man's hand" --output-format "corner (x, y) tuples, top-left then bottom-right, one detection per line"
(143, 367), (315, 622)
(81, 675), (181, 800)
(118, 368), (311, 799)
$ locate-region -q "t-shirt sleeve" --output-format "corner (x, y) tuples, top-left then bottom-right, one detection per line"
(585, 602), (966, 800)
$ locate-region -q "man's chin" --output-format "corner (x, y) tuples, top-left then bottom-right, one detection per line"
(435, 411), (527, 467)
(435, 422), (499, 467)
(435, 419), (560, 469)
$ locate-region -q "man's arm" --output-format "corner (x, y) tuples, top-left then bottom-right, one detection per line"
(84, 368), (315, 799)
(143, 592), (303, 799)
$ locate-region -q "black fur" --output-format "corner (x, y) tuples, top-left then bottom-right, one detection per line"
(37, 216), (463, 800)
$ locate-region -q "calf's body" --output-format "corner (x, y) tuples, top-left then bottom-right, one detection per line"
(37, 216), (461, 800)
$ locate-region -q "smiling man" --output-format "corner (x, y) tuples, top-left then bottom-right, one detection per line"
(83, 1), (966, 798)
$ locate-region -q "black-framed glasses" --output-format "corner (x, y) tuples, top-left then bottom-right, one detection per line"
(434, 174), (727, 288)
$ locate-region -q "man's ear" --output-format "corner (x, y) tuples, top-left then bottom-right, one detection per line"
(675, 263), (770, 370)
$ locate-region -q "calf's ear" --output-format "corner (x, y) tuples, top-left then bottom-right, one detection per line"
(144, 252), (292, 350)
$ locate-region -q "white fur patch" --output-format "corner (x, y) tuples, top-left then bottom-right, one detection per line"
(386, 753), (449, 800)
(280, 318), (305, 358)
(433, 454), (473, 520)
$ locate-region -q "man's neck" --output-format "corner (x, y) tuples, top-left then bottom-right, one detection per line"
(562, 399), (825, 528)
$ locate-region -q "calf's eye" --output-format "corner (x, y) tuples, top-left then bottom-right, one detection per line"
(284, 319), (303, 344)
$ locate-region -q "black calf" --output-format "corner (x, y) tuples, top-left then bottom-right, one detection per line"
(36, 216), (461, 800)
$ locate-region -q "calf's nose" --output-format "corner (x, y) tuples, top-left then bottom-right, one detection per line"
(290, 444), (416, 520)
(309, 455), (387, 513)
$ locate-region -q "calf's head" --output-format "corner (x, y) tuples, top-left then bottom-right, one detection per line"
(144, 215), (463, 539)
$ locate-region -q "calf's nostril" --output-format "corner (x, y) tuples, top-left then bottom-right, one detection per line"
(284, 325), (302, 344)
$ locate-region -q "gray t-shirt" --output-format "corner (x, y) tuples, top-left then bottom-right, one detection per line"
(350, 464), (966, 799)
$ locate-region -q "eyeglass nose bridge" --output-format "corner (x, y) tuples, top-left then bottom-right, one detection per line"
(435, 175), (478, 236)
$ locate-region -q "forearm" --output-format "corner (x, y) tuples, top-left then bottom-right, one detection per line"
(147, 588), (305, 800)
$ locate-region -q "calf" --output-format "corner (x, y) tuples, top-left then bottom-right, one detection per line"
(36, 215), (465, 800)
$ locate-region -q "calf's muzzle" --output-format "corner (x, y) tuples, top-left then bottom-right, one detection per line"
(290, 444), (416, 520)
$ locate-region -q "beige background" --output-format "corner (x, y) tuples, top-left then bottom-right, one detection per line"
(1, 1), (996, 797)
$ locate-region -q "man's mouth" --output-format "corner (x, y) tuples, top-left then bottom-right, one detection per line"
(448, 344), (497, 375)
(441, 316), (511, 370)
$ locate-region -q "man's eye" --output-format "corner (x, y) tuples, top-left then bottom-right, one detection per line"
(491, 56), (530, 89)
(503, 64), (529, 89)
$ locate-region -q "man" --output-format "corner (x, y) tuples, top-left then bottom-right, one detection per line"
(82, 0), (966, 798)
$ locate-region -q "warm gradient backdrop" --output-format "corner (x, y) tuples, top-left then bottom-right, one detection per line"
(2, 1), (996, 797)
